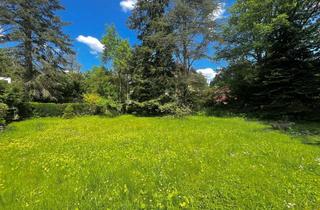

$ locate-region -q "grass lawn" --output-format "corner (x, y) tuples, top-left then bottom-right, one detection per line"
(0, 116), (319, 209)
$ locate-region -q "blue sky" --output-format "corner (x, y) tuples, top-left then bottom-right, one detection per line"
(59, 0), (235, 78)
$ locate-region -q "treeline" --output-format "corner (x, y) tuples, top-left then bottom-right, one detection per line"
(0, 0), (319, 121)
(213, 0), (320, 119)
(0, 0), (216, 118)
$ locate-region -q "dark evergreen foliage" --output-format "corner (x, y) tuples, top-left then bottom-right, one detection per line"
(215, 0), (320, 119)
(128, 0), (177, 114)
(0, 0), (74, 81)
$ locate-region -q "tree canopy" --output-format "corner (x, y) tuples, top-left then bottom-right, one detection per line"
(0, 0), (73, 81)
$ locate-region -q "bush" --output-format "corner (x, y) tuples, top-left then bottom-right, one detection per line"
(62, 104), (76, 119)
(27, 102), (68, 117)
(83, 93), (121, 115)
(63, 103), (95, 118)
(18, 101), (120, 120)
(0, 103), (9, 125)
(0, 81), (25, 107)
(83, 93), (104, 106)
(126, 100), (161, 116)
(127, 100), (191, 117)
(159, 103), (192, 117)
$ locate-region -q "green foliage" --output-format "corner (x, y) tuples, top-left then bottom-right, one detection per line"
(216, 0), (320, 119)
(127, 99), (191, 117)
(62, 103), (95, 119)
(25, 102), (106, 119)
(0, 81), (25, 122)
(26, 92), (119, 119)
(126, 0), (217, 113)
(101, 25), (121, 64)
(83, 93), (105, 106)
(0, 103), (9, 124)
(168, 0), (218, 72)
(27, 102), (68, 118)
(62, 104), (76, 119)
(159, 102), (192, 117)
(84, 66), (117, 99)
(126, 100), (161, 116)
(20, 99), (120, 119)
(83, 93), (121, 115)
(101, 25), (133, 103)
(128, 0), (178, 114)
(0, 81), (26, 107)
(0, 0), (74, 81)
(184, 71), (209, 110)
(0, 116), (319, 209)
(27, 67), (85, 103)
(0, 49), (24, 80)
(113, 40), (133, 103)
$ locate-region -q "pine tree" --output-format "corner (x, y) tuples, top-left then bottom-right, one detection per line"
(0, 0), (73, 81)
(128, 0), (177, 114)
(217, 0), (320, 119)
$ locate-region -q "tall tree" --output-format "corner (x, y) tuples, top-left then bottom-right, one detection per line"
(128, 0), (177, 114)
(169, 0), (219, 74)
(217, 0), (320, 118)
(0, 0), (73, 81)
(101, 25), (133, 103)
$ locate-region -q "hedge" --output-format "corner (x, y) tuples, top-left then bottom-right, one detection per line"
(62, 103), (96, 119)
(25, 102), (68, 118)
(18, 102), (119, 119)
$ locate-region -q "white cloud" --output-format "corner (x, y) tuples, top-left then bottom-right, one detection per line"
(76, 35), (104, 54)
(209, 3), (225, 20)
(0, 26), (4, 37)
(197, 68), (218, 83)
(120, 0), (137, 12)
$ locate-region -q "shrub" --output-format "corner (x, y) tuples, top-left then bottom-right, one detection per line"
(28, 102), (68, 117)
(17, 103), (33, 119)
(83, 93), (121, 115)
(126, 100), (161, 116)
(63, 103), (96, 119)
(159, 103), (192, 117)
(83, 93), (104, 106)
(127, 100), (191, 117)
(0, 103), (9, 124)
(0, 81), (25, 107)
(18, 101), (120, 120)
(62, 104), (76, 119)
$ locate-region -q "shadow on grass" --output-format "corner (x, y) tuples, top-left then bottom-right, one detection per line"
(204, 107), (320, 146)
(258, 121), (320, 146)
(284, 122), (320, 146)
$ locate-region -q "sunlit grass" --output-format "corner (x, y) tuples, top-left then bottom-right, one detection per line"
(0, 115), (319, 209)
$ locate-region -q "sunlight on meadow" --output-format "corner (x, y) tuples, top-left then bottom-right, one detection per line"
(0, 116), (319, 209)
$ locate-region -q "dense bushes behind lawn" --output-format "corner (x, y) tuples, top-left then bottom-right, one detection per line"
(26, 102), (68, 118)
(18, 102), (119, 119)
(0, 103), (9, 125)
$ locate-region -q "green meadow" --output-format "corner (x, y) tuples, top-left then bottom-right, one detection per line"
(0, 116), (319, 209)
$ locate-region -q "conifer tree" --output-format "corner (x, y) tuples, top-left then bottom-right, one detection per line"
(217, 0), (320, 118)
(0, 0), (73, 81)
(128, 0), (177, 114)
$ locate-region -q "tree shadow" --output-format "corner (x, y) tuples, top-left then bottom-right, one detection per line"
(204, 107), (320, 146)
(267, 121), (320, 146)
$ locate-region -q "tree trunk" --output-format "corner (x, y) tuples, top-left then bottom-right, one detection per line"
(24, 27), (34, 81)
